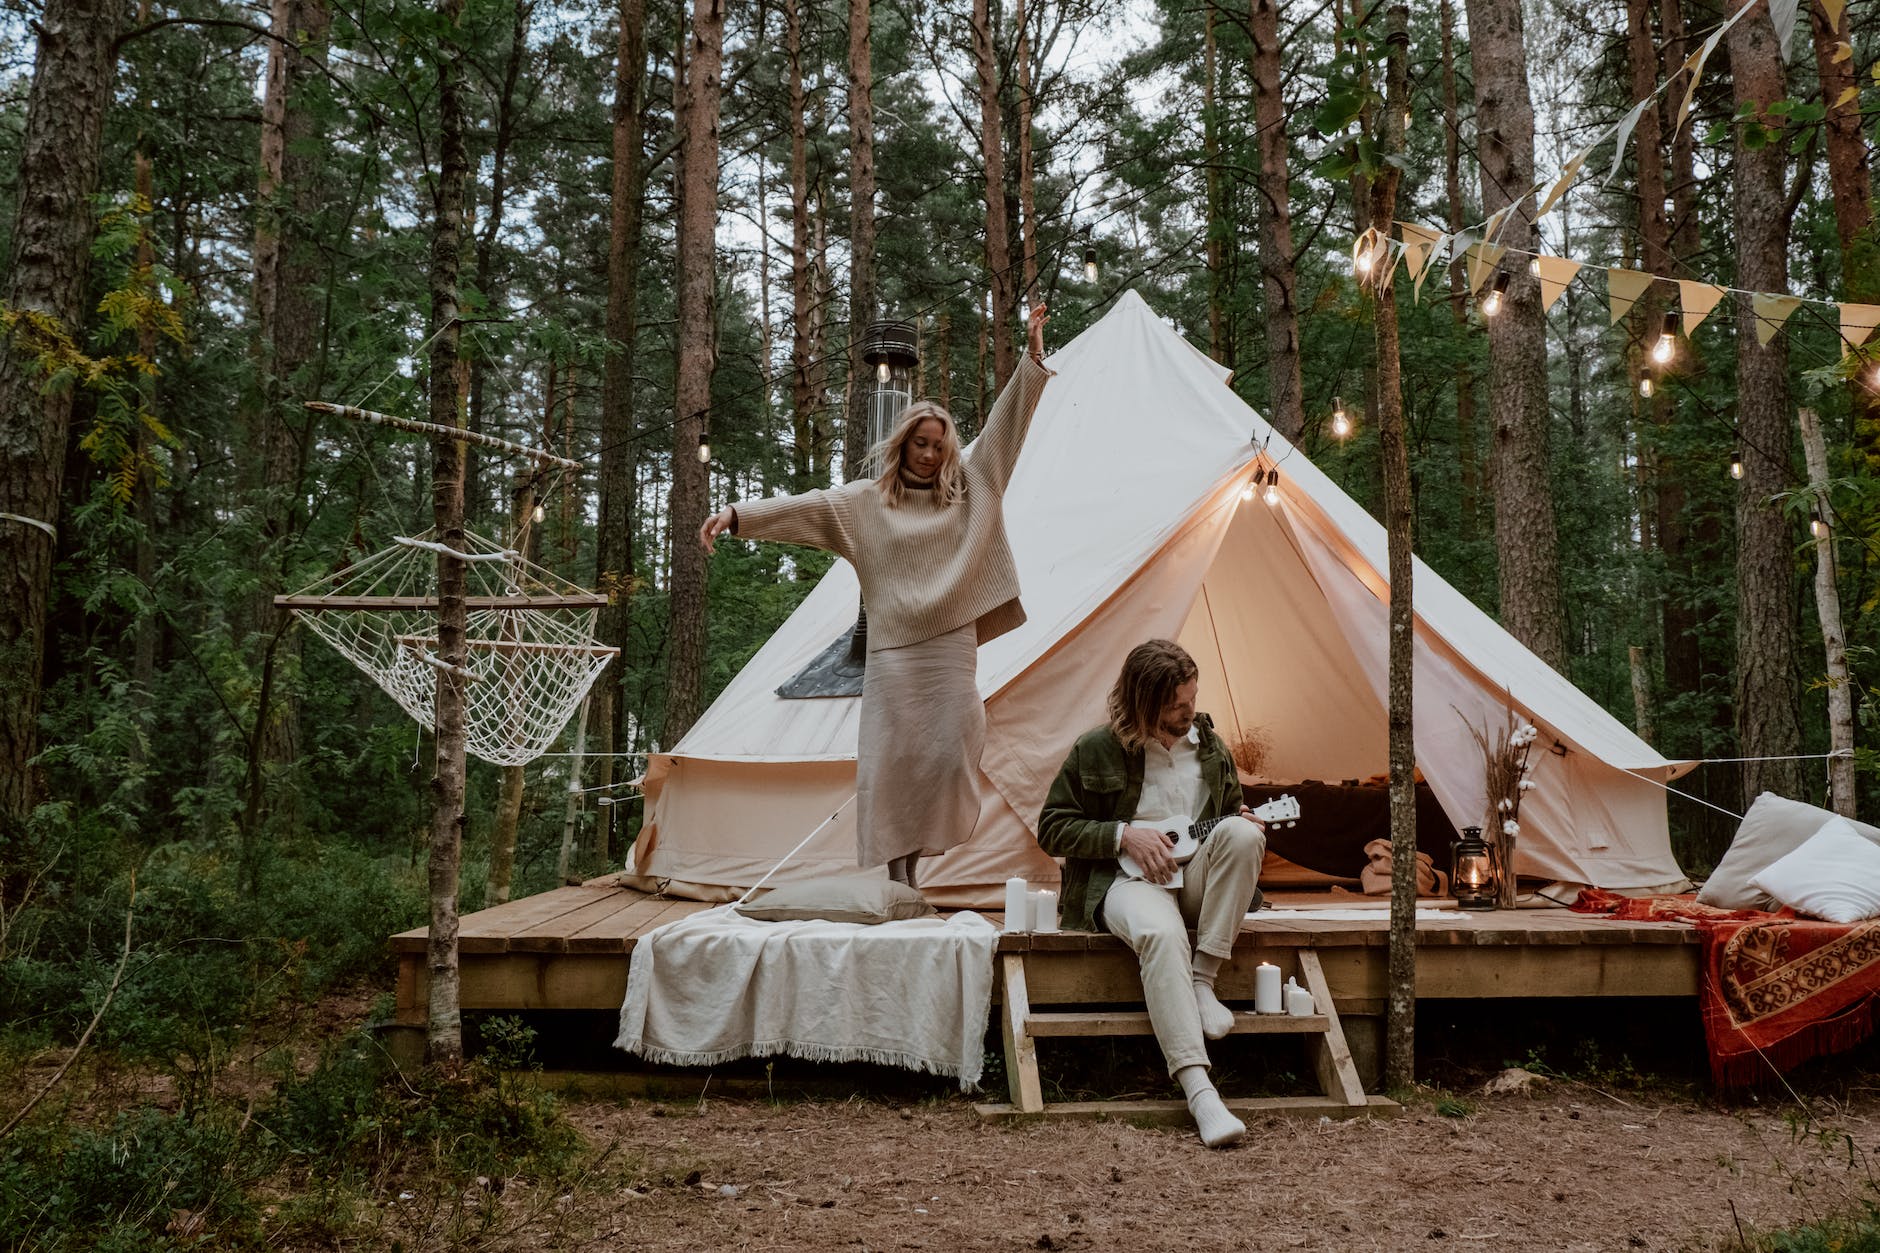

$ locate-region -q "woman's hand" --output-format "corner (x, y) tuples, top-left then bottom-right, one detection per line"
(1027, 302), (1049, 360)
(698, 506), (737, 554)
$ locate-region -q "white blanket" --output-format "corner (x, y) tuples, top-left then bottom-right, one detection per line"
(614, 906), (999, 1090)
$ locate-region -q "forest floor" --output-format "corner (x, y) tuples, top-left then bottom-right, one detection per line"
(520, 1082), (1880, 1252)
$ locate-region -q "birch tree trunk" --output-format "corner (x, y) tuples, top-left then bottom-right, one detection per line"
(596, 0), (648, 822)
(425, 0), (472, 1067)
(0, 0), (122, 839)
(1464, 0), (1566, 673)
(660, 0), (723, 748)
(1249, 0), (1304, 442)
(971, 0), (1015, 394)
(1798, 409), (1855, 815)
(1726, 0), (1803, 808)
(843, 0), (876, 480)
(1370, 2), (1415, 1094)
(1440, 0), (1477, 541)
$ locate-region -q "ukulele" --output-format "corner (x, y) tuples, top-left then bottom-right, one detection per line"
(1116, 794), (1302, 888)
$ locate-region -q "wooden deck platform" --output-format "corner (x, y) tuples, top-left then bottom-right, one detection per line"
(390, 882), (1702, 1065)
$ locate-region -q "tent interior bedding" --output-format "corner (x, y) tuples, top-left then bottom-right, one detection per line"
(624, 292), (1696, 909)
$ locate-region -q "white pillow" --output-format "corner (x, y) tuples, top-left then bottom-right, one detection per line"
(1697, 793), (1880, 911)
(1748, 818), (1880, 924)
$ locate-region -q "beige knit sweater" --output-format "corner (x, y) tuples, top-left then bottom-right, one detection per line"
(731, 354), (1054, 651)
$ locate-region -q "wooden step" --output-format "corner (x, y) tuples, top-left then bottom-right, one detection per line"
(974, 1095), (1401, 1123)
(1024, 1010), (1330, 1037)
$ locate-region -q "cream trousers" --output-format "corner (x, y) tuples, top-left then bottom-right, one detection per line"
(1100, 816), (1266, 1075)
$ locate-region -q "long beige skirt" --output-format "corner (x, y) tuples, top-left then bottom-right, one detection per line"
(856, 622), (985, 866)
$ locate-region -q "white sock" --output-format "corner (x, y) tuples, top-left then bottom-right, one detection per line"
(1176, 1066), (1245, 1149)
(1190, 952), (1235, 1040)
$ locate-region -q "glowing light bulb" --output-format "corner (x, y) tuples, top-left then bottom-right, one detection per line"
(1241, 481), (1255, 502)
(1652, 311), (1678, 364)
(1811, 514), (1829, 539)
(1083, 246), (1099, 283)
(1482, 272), (1510, 318)
(1356, 247), (1375, 275)
(532, 503), (545, 523)
(1332, 412), (1352, 438)
(876, 359), (891, 384)
(1729, 451), (1744, 480)
(1638, 375), (1654, 399)
(697, 441), (711, 463)
(1528, 256), (1542, 278)
(1263, 480), (1280, 507)
(1402, 108), (1412, 131)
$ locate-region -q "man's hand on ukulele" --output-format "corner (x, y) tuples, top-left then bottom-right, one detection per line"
(1120, 825), (1177, 884)
(1238, 805), (1267, 833)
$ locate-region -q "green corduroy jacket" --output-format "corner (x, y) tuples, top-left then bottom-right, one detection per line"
(1036, 712), (1244, 933)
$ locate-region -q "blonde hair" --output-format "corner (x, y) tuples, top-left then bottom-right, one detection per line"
(872, 401), (966, 507)
(1108, 639), (1199, 751)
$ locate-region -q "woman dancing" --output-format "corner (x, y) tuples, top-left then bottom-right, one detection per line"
(699, 304), (1054, 887)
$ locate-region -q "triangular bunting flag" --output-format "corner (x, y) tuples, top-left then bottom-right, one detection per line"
(1678, 0), (1759, 132)
(1772, 0), (1801, 59)
(1839, 303), (1880, 350)
(1534, 256), (1582, 313)
(1538, 149), (1589, 218)
(1398, 223), (1445, 302)
(1482, 205), (1515, 243)
(1605, 100), (1652, 188)
(1753, 293), (1803, 346)
(1466, 243), (1506, 295)
(1821, 0), (1846, 32)
(1676, 280), (1728, 334)
(1608, 268), (1654, 325)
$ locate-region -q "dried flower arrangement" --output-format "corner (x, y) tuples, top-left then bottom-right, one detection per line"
(1463, 708), (1538, 909)
(1229, 726), (1273, 779)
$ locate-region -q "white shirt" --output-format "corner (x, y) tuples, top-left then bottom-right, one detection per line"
(1115, 724), (1206, 853)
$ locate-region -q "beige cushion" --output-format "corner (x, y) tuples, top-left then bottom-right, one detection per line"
(1697, 793), (1880, 911)
(736, 873), (936, 925)
(1749, 818), (1880, 924)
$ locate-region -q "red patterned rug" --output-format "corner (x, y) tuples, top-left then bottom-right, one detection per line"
(1571, 890), (1880, 1086)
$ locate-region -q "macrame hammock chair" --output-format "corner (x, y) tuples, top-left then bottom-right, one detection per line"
(279, 402), (617, 768)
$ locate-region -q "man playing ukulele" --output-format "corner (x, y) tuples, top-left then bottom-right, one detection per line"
(1036, 639), (1267, 1148)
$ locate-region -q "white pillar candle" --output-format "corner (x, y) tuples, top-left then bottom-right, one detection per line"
(1004, 877), (1030, 932)
(1032, 890), (1060, 933)
(1254, 962), (1283, 1014)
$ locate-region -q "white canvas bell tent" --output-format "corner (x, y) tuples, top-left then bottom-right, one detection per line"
(623, 290), (1693, 907)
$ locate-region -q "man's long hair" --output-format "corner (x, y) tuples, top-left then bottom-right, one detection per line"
(1107, 639), (1198, 751)
(871, 401), (966, 507)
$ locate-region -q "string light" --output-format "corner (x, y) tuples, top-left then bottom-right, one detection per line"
(1637, 374), (1654, 399)
(1810, 512), (1829, 539)
(1241, 479), (1255, 502)
(1651, 311), (1678, 365)
(1482, 272), (1510, 318)
(1263, 468), (1281, 507)
(1352, 227), (1384, 279)
(1083, 245), (1099, 283)
(1402, 108), (1412, 131)
(1528, 256), (1542, 278)
(531, 503), (545, 523)
(1729, 450), (1744, 480)
(697, 426), (711, 463)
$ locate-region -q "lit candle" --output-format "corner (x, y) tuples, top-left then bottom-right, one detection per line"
(1254, 962), (1283, 1014)
(1004, 877), (1030, 933)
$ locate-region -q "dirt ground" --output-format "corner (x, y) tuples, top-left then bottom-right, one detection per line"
(492, 1081), (1880, 1252)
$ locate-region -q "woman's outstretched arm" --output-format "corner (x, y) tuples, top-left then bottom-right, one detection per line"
(698, 486), (857, 562)
(972, 303), (1054, 494)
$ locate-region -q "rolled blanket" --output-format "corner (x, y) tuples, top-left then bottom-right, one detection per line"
(1359, 837), (1450, 897)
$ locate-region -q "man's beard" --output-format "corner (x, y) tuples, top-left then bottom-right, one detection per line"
(1159, 710), (1193, 739)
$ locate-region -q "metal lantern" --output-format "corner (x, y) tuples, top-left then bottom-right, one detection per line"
(861, 319), (920, 470)
(1451, 826), (1499, 910)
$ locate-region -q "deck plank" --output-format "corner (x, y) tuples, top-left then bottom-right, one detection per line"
(567, 898), (712, 953)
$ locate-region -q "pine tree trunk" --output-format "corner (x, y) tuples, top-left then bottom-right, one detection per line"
(1013, 0), (1039, 307)
(1248, 0), (1304, 442)
(1464, 0), (1566, 673)
(786, 0), (821, 492)
(660, 0), (722, 748)
(596, 0), (647, 818)
(971, 0), (1015, 394)
(1203, 8), (1224, 363)
(843, 0), (876, 480)
(1370, 3), (1415, 1095)
(1727, 0), (1802, 808)
(426, 0), (472, 1068)
(0, 0), (122, 839)
(1441, 0), (1477, 541)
